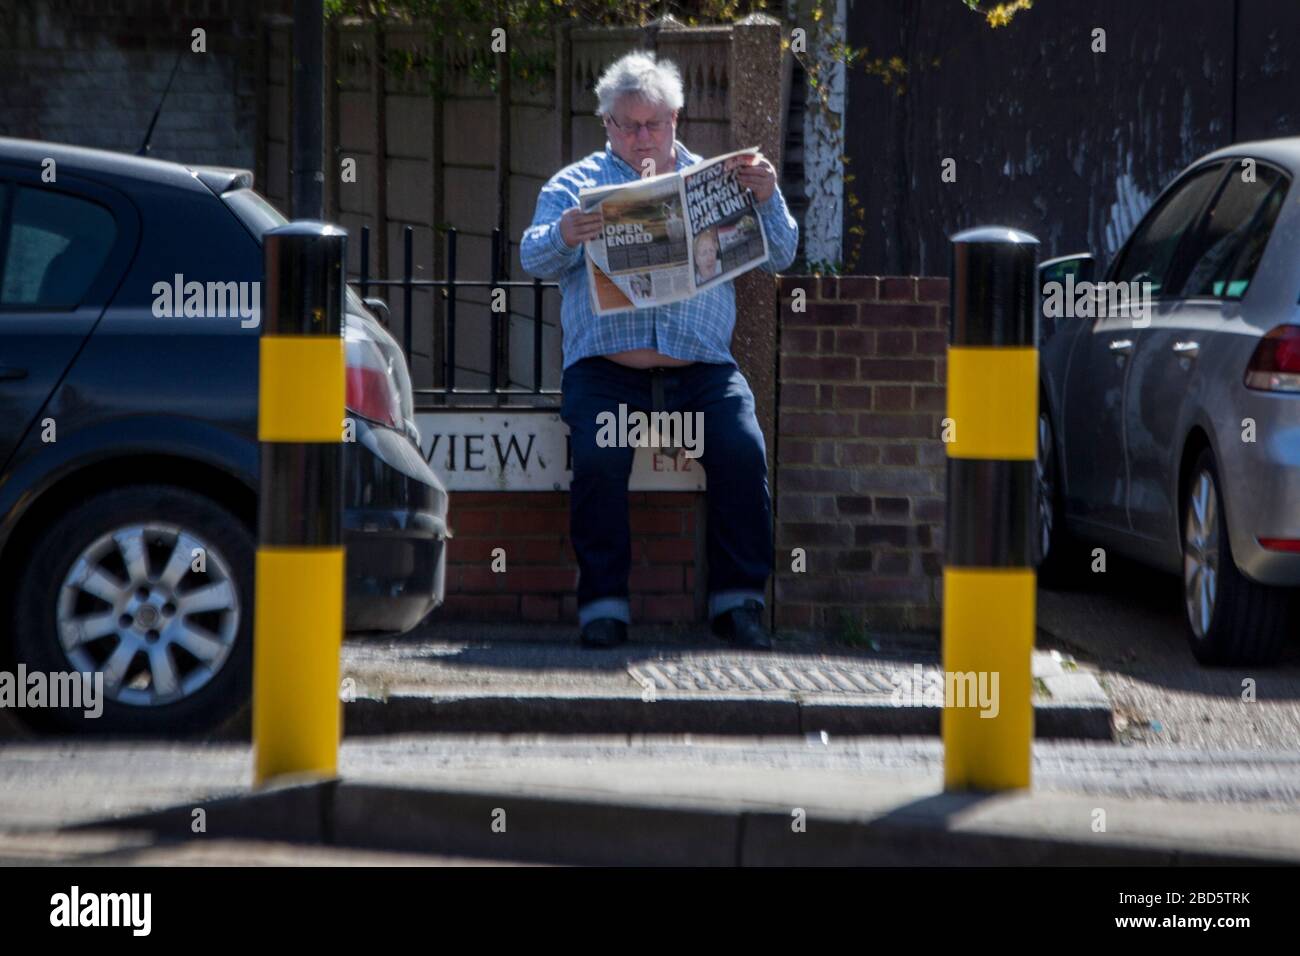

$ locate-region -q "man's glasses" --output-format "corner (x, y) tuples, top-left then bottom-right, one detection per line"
(604, 115), (671, 136)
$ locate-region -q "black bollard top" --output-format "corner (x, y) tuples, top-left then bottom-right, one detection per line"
(950, 225), (1039, 246)
(263, 221), (348, 337)
(949, 225), (1040, 347)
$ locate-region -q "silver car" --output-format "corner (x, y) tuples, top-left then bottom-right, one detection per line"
(1037, 137), (1300, 666)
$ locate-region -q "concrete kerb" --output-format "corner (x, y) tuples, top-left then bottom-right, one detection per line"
(75, 776), (1298, 866)
(3, 692), (1112, 744)
(72, 776), (333, 844)
(326, 637), (1115, 741)
(339, 693), (1113, 741)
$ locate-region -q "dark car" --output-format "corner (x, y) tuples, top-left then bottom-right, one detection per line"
(0, 138), (448, 735)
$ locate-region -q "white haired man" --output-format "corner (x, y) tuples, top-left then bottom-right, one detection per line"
(521, 51), (799, 649)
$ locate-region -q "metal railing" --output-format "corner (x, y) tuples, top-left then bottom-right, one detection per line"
(351, 224), (562, 407)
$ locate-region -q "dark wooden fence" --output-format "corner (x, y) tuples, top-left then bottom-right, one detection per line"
(845, 0), (1300, 274)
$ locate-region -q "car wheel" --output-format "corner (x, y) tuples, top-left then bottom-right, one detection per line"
(1182, 449), (1291, 666)
(12, 485), (253, 734)
(1034, 404), (1073, 584)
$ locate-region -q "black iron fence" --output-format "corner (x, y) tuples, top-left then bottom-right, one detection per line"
(351, 224), (562, 407)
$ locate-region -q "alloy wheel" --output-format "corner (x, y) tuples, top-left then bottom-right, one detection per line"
(1036, 410), (1054, 563)
(1183, 470), (1220, 641)
(56, 524), (240, 707)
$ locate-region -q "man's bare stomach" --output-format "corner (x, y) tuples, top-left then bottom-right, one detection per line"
(603, 348), (694, 369)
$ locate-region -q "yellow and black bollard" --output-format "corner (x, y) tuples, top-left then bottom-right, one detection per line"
(253, 222), (347, 785)
(943, 226), (1039, 791)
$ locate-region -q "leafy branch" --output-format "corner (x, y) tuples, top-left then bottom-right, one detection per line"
(961, 0), (1035, 29)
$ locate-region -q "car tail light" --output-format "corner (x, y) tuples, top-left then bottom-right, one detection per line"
(1244, 324), (1300, 392)
(1259, 538), (1300, 553)
(345, 327), (402, 428)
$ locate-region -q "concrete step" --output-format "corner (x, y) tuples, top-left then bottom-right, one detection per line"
(329, 629), (1112, 740)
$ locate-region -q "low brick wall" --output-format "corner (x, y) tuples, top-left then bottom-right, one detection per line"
(440, 274), (950, 635)
(774, 275), (949, 632)
(443, 492), (700, 623)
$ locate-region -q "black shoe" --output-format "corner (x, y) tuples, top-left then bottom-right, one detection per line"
(580, 617), (628, 648)
(711, 599), (772, 650)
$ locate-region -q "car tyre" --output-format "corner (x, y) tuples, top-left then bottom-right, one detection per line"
(1182, 449), (1292, 666)
(11, 485), (254, 734)
(1034, 404), (1077, 586)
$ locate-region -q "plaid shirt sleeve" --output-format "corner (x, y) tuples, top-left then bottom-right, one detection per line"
(755, 185), (800, 273)
(520, 171), (585, 280)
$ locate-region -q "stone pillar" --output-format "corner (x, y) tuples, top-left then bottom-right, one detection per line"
(729, 13), (785, 618)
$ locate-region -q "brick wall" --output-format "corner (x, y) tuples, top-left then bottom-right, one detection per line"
(436, 276), (953, 634)
(443, 492), (701, 624)
(774, 275), (949, 633)
(0, 0), (281, 169)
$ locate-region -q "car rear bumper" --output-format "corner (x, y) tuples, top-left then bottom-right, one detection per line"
(1240, 545), (1300, 587)
(1216, 395), (1300, 587)
(346, 517), (447, 633)
(343, 420), (448, 633)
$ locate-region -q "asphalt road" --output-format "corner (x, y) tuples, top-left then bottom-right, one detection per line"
(1036, 554), (1300, 751)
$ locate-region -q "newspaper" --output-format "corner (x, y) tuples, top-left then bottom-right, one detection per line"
(578, 147), (770, 315)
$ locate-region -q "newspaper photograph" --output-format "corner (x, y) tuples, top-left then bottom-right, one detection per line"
(579, 147), (771, 315)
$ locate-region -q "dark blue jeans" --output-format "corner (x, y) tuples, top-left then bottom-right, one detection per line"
(560, 356), (773, 626)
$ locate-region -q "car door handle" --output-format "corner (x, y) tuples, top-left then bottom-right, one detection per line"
(0, 366), (28, 381)
(1172, 340), (1200, 357)
(1108, 338), (1134, 355)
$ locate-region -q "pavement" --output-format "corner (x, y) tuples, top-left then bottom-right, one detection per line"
(5, 570), (1300, 866)
(5, 556), (1287, 753)
(3, 735), (1300, 865)
(0, 623), (1112, 744)
(326, 623), (1113, 741)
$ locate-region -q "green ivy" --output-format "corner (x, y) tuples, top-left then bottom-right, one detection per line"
(325, 1), (773, 95)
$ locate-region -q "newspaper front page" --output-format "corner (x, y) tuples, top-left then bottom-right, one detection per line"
(579, 148), (771, 315)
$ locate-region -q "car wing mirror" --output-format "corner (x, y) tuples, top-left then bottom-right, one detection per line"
(1038, 253), (1096, 294)
(1037, 253), (1097, 341)
(362, 297), (391, 328)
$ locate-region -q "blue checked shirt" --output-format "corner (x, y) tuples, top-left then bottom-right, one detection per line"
(520, 140), (799, 369)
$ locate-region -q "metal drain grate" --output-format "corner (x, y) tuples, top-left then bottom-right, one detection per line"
(627, 659), (941, 697)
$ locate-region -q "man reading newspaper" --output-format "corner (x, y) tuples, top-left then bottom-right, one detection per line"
(521, 51), (798, 649)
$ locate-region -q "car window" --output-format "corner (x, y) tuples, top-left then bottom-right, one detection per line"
(222, 187), (288, 241)
(1111, 163), (1224, 296)
(223, 187), (369, 317)
(1039, 256), (1090, 289)
(0, 186), (117, 310)
(1176, 166), (1288, 300)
